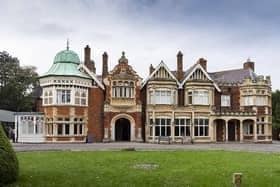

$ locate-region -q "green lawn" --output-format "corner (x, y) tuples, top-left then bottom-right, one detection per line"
(10, 150), (280, 187)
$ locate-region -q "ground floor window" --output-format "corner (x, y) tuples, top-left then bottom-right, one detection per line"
(175, 118), (190, 136)
(194, 118), (209, 136)
(20, 116), (44, 135)
(155, 118), (171, 136)
(74, 118), (84, 135)
(257, 124), (265, 135)
(47, 117), (85, 136)
(243, 123), (253, 135)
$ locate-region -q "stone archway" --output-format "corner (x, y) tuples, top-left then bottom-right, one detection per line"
(228, 119), (240, 141)
(110, 114), (135, 141)
(214, 119), (226, 142)
(115, 118), (131, 141)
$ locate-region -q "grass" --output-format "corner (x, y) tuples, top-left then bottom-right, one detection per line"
(10, 150), (280, 187)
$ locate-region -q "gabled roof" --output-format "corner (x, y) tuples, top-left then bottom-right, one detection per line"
(78, 64), (105, 90)
(180, 63), (221, 92)
(141, 61), (180, 89)
(209, 68), (257, 84)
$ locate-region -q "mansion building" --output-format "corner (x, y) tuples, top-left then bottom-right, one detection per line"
(15, 44), (272, 143)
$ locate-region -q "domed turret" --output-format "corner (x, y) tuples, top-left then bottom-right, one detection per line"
(53, 49), (80, 64)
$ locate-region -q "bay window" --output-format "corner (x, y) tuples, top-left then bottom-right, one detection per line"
(244, 96), (254, 106)
(190, 90), (209, 105)
(194, 118), (209, 136)
(56, 90), (71, 104)
(255, 96), (266, 106)
(155, 118), (171, 136)
(112, 81), (134, 98)
(175, 118), (191, 136)
(150, 90), (174, 104)
(43, 90), (53, 105)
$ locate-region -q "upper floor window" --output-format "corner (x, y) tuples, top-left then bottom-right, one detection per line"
(112, 81), (134, 98)
(221, 95), (230, 107)
(244, 96), (254, 106)
(188, 90), (209, 105)
(256, 96), (266, 106)
(43, 90), (53, 105)
(75, 90), (87, 106)
(150, 90), (174, 104)
(57, 90), (71, 104)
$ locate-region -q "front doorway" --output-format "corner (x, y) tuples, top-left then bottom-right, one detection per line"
(228, 119), (240, 141)
(215, 119), (225, 142)
(115, 118), (131, 141)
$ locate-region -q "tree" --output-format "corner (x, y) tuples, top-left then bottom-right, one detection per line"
(0, 124), (19, 185)
(272, 90), (280, 140)
(0, 51), (39, 111)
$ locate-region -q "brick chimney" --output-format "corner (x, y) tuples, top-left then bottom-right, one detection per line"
(149, 64), (155, 75)
(177, 51), (183, 81)
(198, 58), (207, 71)
(243, 58), (255, 72)
(102, 52), (108, 78)
(84, 45), (95, 73)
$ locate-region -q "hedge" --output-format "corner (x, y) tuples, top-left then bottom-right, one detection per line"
(0, 124), (18, 185)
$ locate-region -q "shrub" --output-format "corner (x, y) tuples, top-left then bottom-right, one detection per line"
(0, 124), (19, 185)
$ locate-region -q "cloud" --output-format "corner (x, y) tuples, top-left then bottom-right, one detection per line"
(0, 0), (279, 89)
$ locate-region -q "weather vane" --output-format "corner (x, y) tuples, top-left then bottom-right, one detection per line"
(67, 39), (69, 50)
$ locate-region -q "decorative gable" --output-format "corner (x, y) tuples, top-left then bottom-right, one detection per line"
(141, 61), (180, 89)
(181, 63), (221, 92)
(189, 68), (210, 81)
(152, 66), (173, 80)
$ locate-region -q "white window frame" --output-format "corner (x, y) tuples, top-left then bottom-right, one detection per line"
(192, 90), (209, 105)
(221, 95), (230, 107)
(194, 118), (209, 136)
(155, 118), (171, 137)
(174, 118), (191, 137)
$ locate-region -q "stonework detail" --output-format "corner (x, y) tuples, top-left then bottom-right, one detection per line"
(35, 45), (271, 144)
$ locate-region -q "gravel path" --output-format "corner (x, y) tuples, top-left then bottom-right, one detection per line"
(13, 141), (280, 153)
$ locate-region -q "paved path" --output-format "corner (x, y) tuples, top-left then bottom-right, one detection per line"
(13, 141), (280, 153)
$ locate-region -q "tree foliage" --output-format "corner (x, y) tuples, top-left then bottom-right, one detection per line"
(272, 90), (280, 139)
(0, 51), (39, 111)
(0, 124), (19, 185)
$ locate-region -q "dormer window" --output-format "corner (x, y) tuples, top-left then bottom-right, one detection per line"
(112, 80), (134, 98)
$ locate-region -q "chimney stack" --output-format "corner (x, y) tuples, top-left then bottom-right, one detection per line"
(243, 58), (255, 72)
(102, 52), (108, 78)
(149, 64), (155, 75)
(198, 58), (207, 71)
(177, 51), (183, 81)
(84, 45), (95, 72)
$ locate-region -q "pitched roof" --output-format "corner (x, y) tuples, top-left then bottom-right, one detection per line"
(141, 61), (180, 89)
(209, 68), (257, 84)
(180, 63), (221, 92)
(77, 64), (105, 90)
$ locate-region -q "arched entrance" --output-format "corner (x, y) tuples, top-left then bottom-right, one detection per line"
(228, 119), (240, 141)
(215, 119), (226, 142)
(115, 118), (131, 141)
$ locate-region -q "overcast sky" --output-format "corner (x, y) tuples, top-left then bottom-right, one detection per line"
(0, 0), (279, 89)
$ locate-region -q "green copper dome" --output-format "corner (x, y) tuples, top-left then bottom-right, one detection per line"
(41, 47), (90, 79)
(53, 49), (80, 64)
